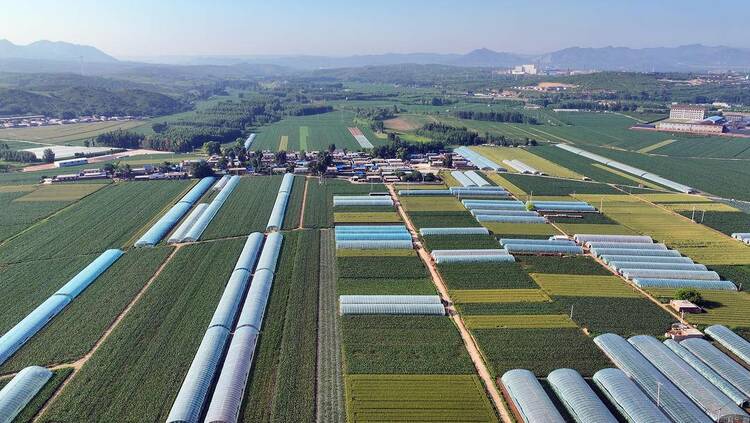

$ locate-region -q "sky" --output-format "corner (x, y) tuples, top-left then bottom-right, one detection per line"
(1, 0), (748, 58)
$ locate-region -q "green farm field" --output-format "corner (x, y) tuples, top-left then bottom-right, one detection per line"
(0, 120), (148, 146)
(40, 239), (243, 422)
(201, 176), (283, 239)
(251, 111), (384, 151)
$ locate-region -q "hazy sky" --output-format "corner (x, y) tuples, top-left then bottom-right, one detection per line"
(2, 0), (748, 58)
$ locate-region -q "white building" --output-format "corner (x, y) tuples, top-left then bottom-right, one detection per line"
(511, 64), (538, 75)
(669, 104), (707, 120)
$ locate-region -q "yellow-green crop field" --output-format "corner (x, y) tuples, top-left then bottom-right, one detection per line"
(485, 173), (527, 197)
(647, 288), (750, 328)
(439, 171), (461, 187)
(481, 222), (561, 236)
(345, 374), (497, 423)
(334, 212), (402, 223)
(451, 289), (550, 303)
(531, 274), (641, 298)
(401, 196), (465, 212)
(575, 194), (750, 265)
(555, 223), (638, 236)
(661, 202), (739, 212)
(463, 314), (577, 329)
(15, 184), (104, 202)
(471, 146), (583, 179)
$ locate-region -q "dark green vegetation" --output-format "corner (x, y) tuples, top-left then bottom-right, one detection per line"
(546, 213), (618, 225)
(337, 278), (436, 295)
(678, 211), (750, 237)
(456, 302), (564, 315)
(517, 256), (613, 276)
(341, 316), (475, 374)
(41, 239), (243, 422)
(201, 176), (282, 239)
(502, 174), (618, 196)
(409, 211), (480, 228)
(0, 181), (190, 264)
(422, 234), (499, 251)
(243, 230), (320, 422)
(708, 265), (750, 289)
(554, 296), (675, 336)
(474, 328), (611, 377)
(1, 247), (171, 373)
(337, 256), (427, 280)
(303, 179), (383, 228)
(281, 176), (306, 230)
(0, 189), (91, 242)
(0, 368), (73, 423)
(530, 145), (637, 185)
(438, 262), (538, 289)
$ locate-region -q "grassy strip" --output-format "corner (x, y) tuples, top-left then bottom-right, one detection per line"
(451, 289), (550, 303)
(464, 314), (577, 329)
(530, 274), (641, 298)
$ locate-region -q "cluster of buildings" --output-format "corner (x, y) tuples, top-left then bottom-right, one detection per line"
(654, 104), (749, 135)
(0, 115), (143, 129)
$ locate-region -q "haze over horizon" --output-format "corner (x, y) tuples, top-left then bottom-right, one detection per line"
(2, 0), (748, 59)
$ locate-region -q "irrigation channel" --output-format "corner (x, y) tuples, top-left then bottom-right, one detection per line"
(387, 184), (514, 423)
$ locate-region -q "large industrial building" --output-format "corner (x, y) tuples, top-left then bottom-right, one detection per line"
(655, 104), (726, 135)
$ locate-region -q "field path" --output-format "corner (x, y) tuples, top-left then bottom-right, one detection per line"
(298, 177), (309, 229)
(387, 184), (513, 423)
(33, 245), (183, 422)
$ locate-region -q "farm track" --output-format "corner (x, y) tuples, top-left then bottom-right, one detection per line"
(32, 245), (183, 422)
(299, 177), (309, 230)
(387, 184), (513, 423)
(316, 230), (345, 423)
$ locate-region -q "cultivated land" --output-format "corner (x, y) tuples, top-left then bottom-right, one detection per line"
(0, 121), (147, 146)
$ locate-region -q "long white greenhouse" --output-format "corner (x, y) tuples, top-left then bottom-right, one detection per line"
(500, 369), (566, 423)
(547, 368), (618, 423)
(592, 368), (670, 423)
(0, 366), (53, 423)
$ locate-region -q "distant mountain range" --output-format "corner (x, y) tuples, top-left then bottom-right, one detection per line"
(1, 39), (749, 72)
(0, 39), (118, 63)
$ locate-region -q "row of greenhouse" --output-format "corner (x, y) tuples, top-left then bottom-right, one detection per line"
(556, 143), (697, 194)
(450, 170), (493, 187)
(502, 326), (750, 422)
(399, 185), (509, 198)
(499, 238), (584, 255)
(0, 366), (54, 422)
(338, 295), (445, 315)
(0, 249), (123, 366)
(453, 146), (504, 171)
(134, 176), (216, 247)
(167, 232), (283, 423)
(332, 195), (394, 207)
(172, 175), (241, 243)
(731, 232), (750, 245)
(502, 159), (542, 175)
(578, 234), (738, 291)
(430, 248), (515, 264)
(334, 225), (412, 250)
(462, 199), (547, 224)
(243, 133), (256, 150)
(266, 173), (294, 231)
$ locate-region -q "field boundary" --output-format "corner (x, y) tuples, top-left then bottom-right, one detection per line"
(388, 184), (512, 423)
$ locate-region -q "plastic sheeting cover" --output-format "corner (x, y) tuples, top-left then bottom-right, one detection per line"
(609, 262), (707, 273)
(166, 326), (230, 423)
(339, 295), (442, 304)
(547, 368), (617, 423)
(204, 326), (259, 423)
(706, 325), (750, 368)
(622, 269), (719, 281)
(180, 176), (218, 205)
(664, 339), (750, 407)
(255, 233), (283, 273)
(629, 335), (746, 420)
(0, 365), (53, 423)
(420, 227), (489, 236)
(591, 248), (681, 258)
(184, 175), (240, 241)
(475, 215), (547, 224)
(336, 240), (413, 249)
(600, 255), (694, 265)
(0, 295), (70, 365)
(339, 303), (445, 315)
(168, 203), (208, 244)
(335, 232), (412, 241)
(464, 170), (490, 186)
(574, 234), (653, 244)
(594, 333), (711, 423)
(592, 368), (670, 423)
(632, 278), (737, 291)
(135, 202), (193, 247)
(681, 338), (750, 398)
(433, 254), (515, 264)
(504, 244), (583, 255)
(500, 369), (565, 423)
(235, 269), (274, 331)
(451, 171), (476, 187)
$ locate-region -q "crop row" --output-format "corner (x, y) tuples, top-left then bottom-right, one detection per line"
(282, 176), (307, 230)
(438, 262), (538, 290)
(0, 367), (72, 422)
(422, 234), (499, 251)
(529, 274), (640, 298)
(501, 173), (618, 196)
(303, 179), (383, 228)
(408, 211), (480, 229)
(200, 176), (282, 239)
(337, 256), (427, 280)
(0, 181), (190, 264)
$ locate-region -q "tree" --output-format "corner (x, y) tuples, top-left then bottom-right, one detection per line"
(275, 151), (287, 164)
(103, 162), (116, 175)
(327, 144), (336, 153)
(675, 289), (703, 305)
(42, 148), (55, 163)
(120, 163), (133, 179)
(203, 141), (221, 155)
(152, 122), (168, 133)
(158, 161), (172, 173)
(83, 140), (90, 147)
(189, 161), (214, 178)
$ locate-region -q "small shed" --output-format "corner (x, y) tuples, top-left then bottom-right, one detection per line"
(669, 300), (702, 314)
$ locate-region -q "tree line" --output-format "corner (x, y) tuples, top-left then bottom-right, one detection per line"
(454, 110), (538, 124)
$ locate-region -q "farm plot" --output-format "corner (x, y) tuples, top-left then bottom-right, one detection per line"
(647, 288), (750, 328)
(451, 289), (550, 303)
(501, 173), (618, 196)
(0, 247), (171, 373)
(39, 239), (243, 422)
(252, 111), (383, 151)
(0, 181), (190, 264)
(470, 146), (582, 179)
(677, 211), (750, 236)
(401, 196), (465, 212)
(575, 193), (750, 265)
(338, 278), (436, 296)
(530, 274), (640, 298)
(334, 212), (401, 224)
(456, 301), (565, 316)
(282, 175), (307, 230)
(408, 211), (480, 228)
(553, 296), (675, 337)
(474, 328), (610, 377)
(242, 230), (319, 422)
(201, 176), (282, 239)
(345, 374), (497, 423)
(422, 234), (499, 251)
(555, 223), (638, 236)
(649, 136), (750, 159)
(303, 179), (384, 228)
(338, 255), (427, 280)
(0, 120), (147, 145)
(464, 314), (577, 329)
(481, 222), (561, 236)
(439, 262), (538, 290)
(341, 316), (475, 374)
(0, 184), (103, 242)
